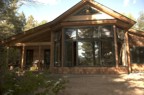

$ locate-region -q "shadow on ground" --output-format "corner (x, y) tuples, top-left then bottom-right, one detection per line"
(59, 73), (144, 95)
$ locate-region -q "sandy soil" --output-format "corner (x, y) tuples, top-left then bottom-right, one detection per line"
(59, 73), (144, 95)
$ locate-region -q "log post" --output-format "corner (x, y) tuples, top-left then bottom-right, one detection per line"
(62, 29), (64, 67)
(38, 46), (41, 70)
(125, 32), (131, 73)
(6, 46), (9, 69)
(113, 25), (119, 68)
(21, 45), (25, 71)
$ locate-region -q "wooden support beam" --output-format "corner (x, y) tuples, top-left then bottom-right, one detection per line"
(15, 42), (51, 46)
(125, 32), (132, 73)
(113, 25), (119, 68)
(62, 29), (64, 67)
(21, 45), (25, 71)
(6, 46), (9, 69)
(61, 20), (117, 26)
(38, 46), (41, 70)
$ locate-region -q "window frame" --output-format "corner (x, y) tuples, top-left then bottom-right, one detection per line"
(63, 25), (115, 67)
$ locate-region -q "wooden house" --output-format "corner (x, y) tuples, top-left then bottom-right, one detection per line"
(1, 0), (144, 74)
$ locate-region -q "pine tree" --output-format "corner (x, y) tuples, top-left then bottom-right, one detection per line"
(0, 0), (26, 40)
(24, 15), (38, 31)
(137, 11), (144, 31)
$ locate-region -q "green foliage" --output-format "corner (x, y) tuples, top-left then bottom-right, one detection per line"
(38, 20), (48, 26)
(137, 11), (144, 31)
(1, 70), (67, 95)
(0, 0), (26, 40)
(24, 15), (38, 31)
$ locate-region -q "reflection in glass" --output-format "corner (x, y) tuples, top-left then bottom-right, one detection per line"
(65, 29), (76, 40)
(78, 42), (94, 66)
(78, 28), (93, 38)
(131, 47), (144, 63)
(94, 42), (99, 65)
(64, 25), (115, 67)
(93, 27), (99, 38)
(101, 41), (114, 66)
(100, 26), (113, 38)
(65, 41), (73, 67)
(54, 32), (61, 67)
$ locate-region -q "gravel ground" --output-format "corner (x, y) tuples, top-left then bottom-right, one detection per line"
(59, 73), (144, 95)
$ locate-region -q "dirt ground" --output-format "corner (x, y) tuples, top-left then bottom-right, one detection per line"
(59, 73), (144, 95)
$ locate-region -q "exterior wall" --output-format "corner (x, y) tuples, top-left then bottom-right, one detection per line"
(23, 45), (50, 68)
(64, 14), (114, 22)
(128, 32), (144, 72)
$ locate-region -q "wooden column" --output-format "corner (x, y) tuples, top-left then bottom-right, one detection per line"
(50, 31), (54, 67)
(6, 46), (9, 69)
(62, 29), (64, 67)
(38, 46), (41, 70)
(125, 32), (131, 73)
(113, 25), (119, 68)
(21, 45), (25, 70)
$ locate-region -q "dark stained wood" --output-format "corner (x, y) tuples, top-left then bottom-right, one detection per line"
(5, 28), (51, 46)
(62, 29), (64, 67)
(61, 20), (117, 26)
(38, 46), (41, 70)
(128, 29), (144, 47)
(116, 20), (132, 30)
(21, 45), (25, 70)
(125, 32), (131, 73)
(113, 25), (119, 68)
(14, 42), (51, 46)
(6, 47), (9, 68)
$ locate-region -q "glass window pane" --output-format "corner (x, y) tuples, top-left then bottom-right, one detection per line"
(54, 32), (61, 41)
(65, 29), (76, 40)
(131, 47), (144, 63)
(78, 27), (93, 38)
(138, 47), (144, 63)
(101, 41), (114, 66)
(94, 42), (100, 66)
(44, 50), (50, 67)
(93, 27), (99, 38)
(117, 28), (125, 40)
(26, 50), (33, 68)
(65, 41), (73, 67)
(100, 25), (113, 38)
(54, 43), (61, 67)
(78, 42), (94, 66)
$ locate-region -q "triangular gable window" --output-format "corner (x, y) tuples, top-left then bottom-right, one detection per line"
(74, 5), (100, 15)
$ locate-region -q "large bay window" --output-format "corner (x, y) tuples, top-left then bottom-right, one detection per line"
(130, 47), (144, 64)
(64, 25), (115, 67)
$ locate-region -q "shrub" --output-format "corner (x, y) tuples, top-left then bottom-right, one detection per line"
(1, 70), (67, 95)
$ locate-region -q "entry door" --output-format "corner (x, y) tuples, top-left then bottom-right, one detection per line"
(26, 49), (33, 68)
(44, 49), (50, 67)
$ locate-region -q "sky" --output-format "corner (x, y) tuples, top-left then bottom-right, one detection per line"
(19, 0), (144, 22)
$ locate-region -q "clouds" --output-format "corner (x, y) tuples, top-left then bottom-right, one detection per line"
(123, 0), (137, 7)
(34, 0), (60, 5)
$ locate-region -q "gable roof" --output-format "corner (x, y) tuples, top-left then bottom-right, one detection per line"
(128, 29), (144, 47)
(1, 0), (136, 46)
